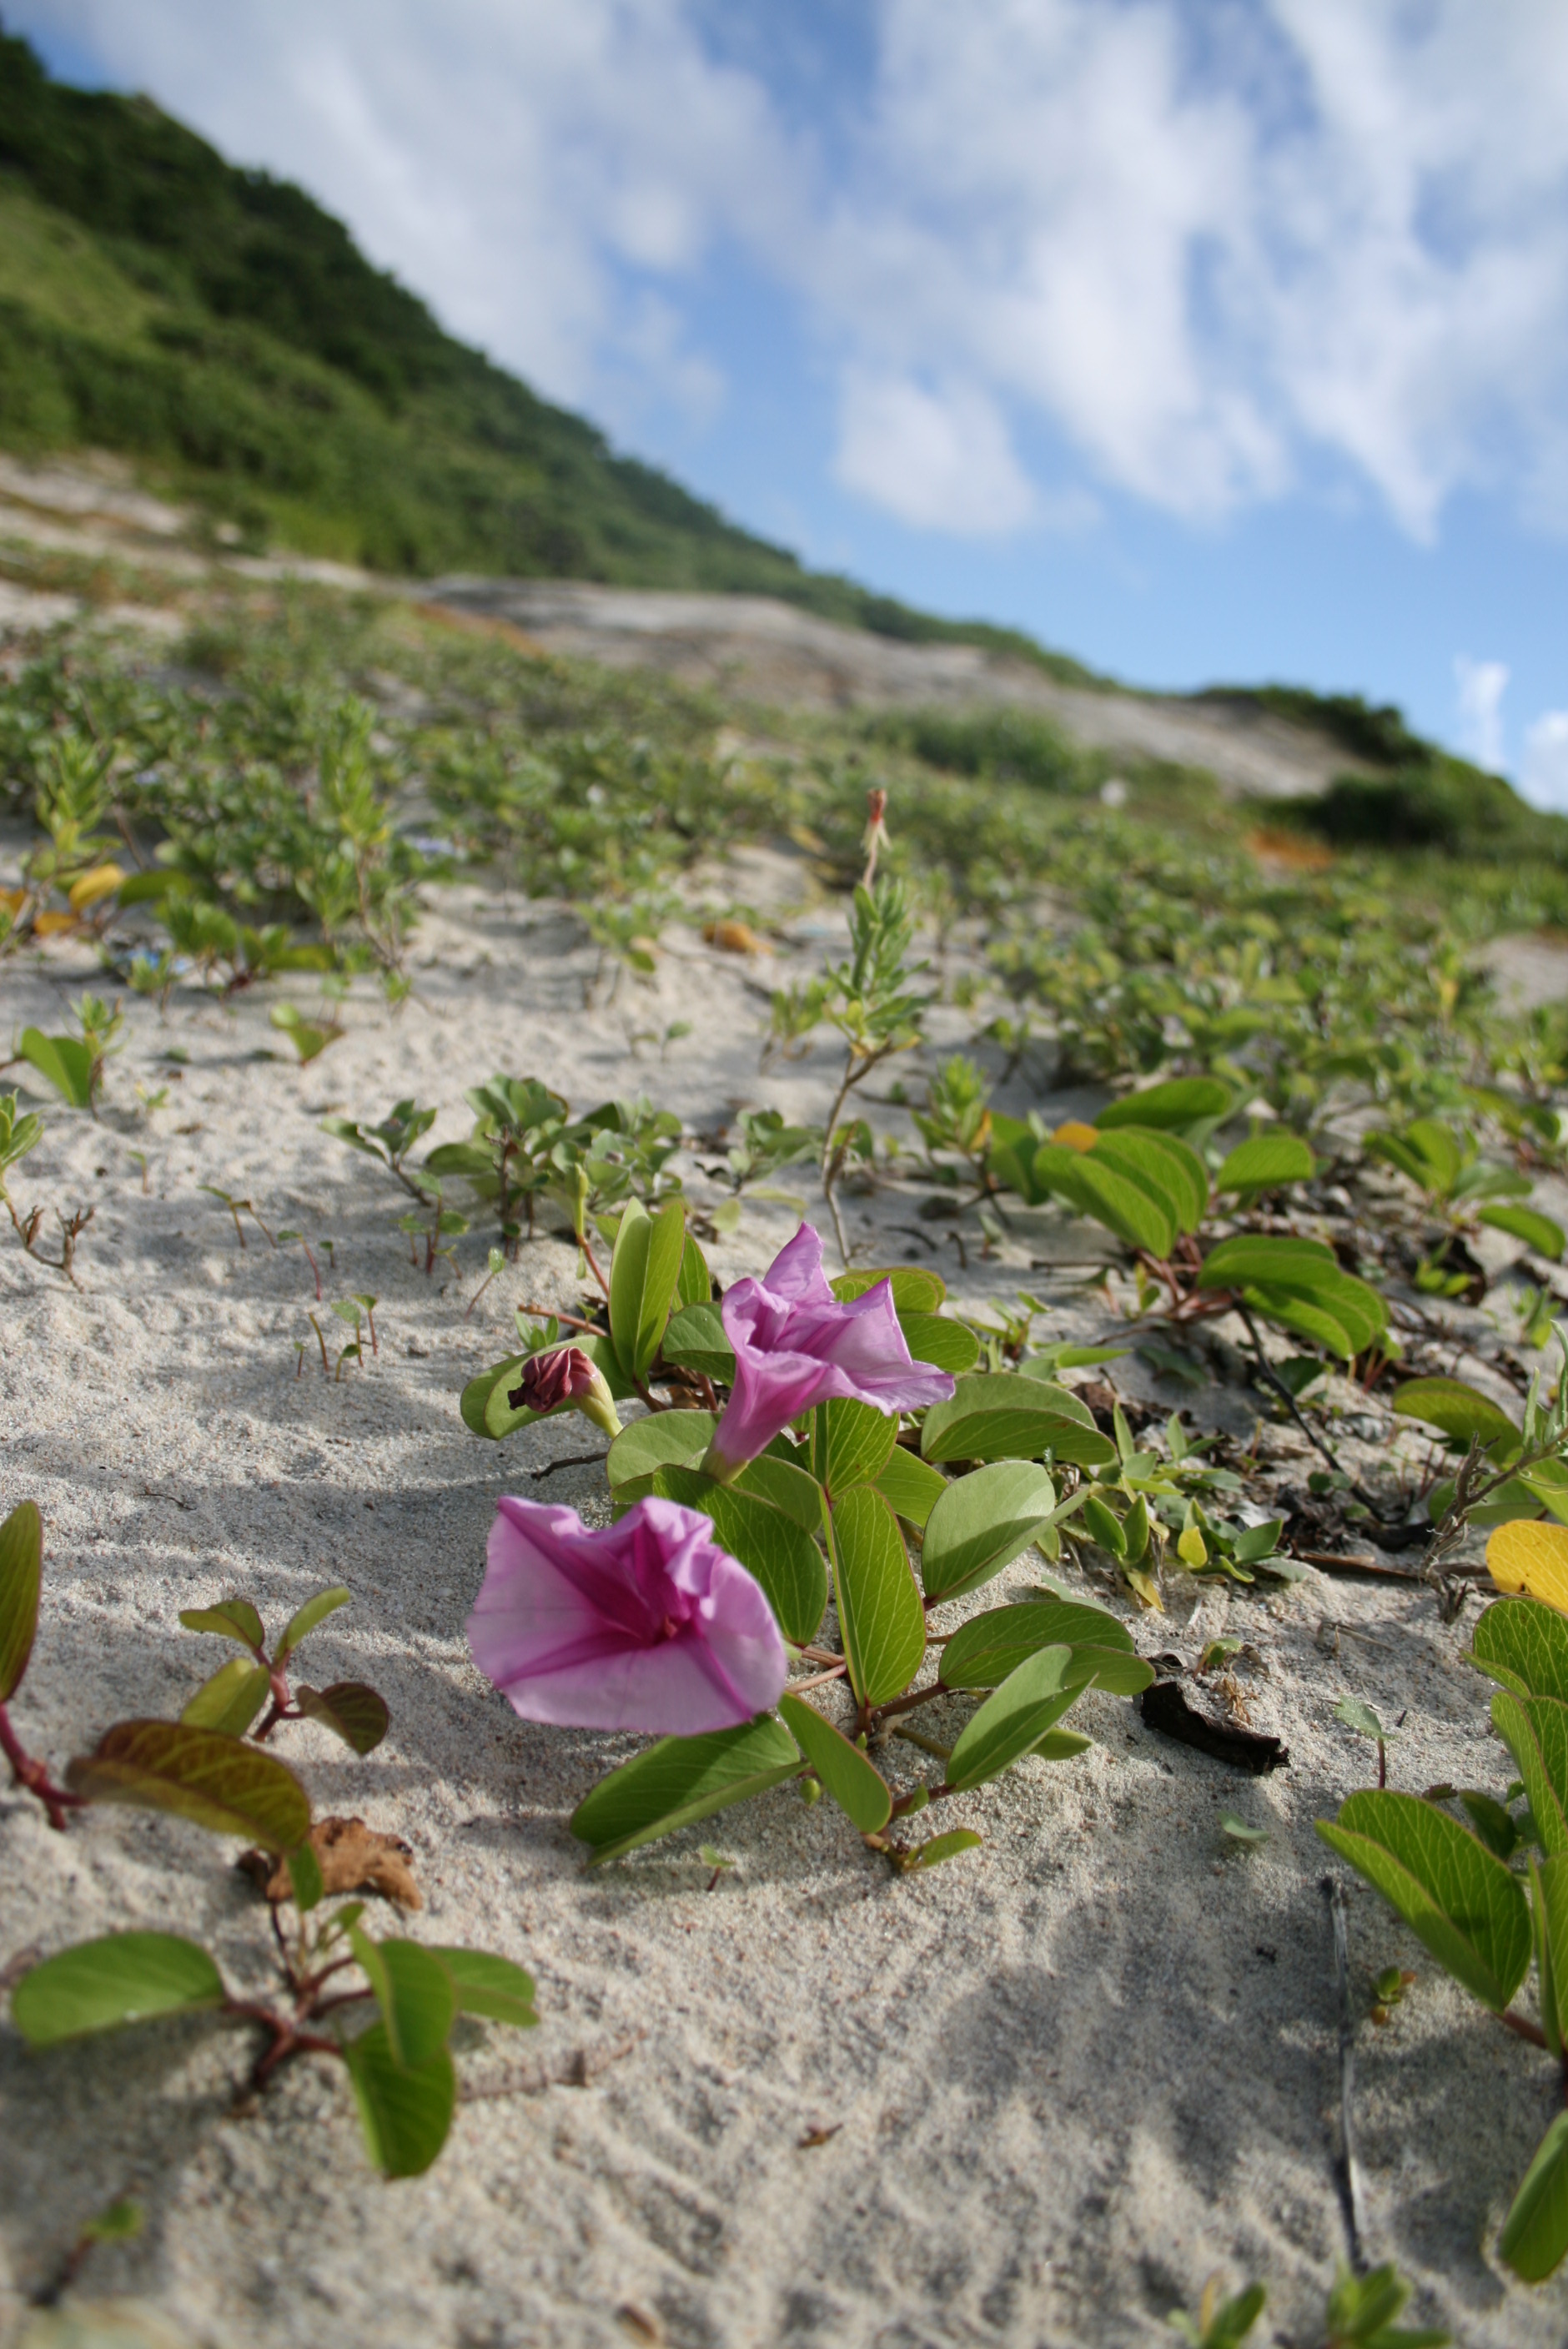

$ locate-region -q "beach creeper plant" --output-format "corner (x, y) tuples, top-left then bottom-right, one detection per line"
(0, 1497), (537, 2180)
(1317, 1568), (1568, 2281)
(987, 1075), (1391, 1375)
(461, 1217), (1151, 1869)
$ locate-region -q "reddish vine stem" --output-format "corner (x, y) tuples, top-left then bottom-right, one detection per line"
(250, 1662), (297, 1743)
(872, 1683), (948, 1724)
(228, 2002), (345, 2090)
(517, 1300), (600, 1336)
(580, 1232), (611, 1300)
(0, 1703), (85, 1831)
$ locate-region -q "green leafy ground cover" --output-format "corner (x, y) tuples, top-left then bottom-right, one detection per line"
(13, 581), (1568, 2331)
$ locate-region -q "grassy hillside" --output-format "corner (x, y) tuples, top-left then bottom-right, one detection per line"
(0, 28), (1098, 680)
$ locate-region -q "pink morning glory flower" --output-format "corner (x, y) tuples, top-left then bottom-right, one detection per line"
(702, 1222), (955, 1481)
(467, 1493), (788, 1734)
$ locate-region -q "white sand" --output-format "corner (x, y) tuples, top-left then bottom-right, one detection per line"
(2, 876), (1564, 2349)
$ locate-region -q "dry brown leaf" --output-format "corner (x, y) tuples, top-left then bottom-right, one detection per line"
(701, 918), (771, 955)
(239, 1813), (423, 1909)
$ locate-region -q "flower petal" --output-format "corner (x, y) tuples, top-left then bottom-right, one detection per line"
(709, 1228), (955, 1474)
(468, 1495), (788, 1734)
(759, 1222), (835, 1304)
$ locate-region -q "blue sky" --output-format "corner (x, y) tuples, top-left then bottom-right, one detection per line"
(11, 1), (1568, 799)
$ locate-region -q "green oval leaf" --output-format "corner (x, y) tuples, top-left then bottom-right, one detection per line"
(1092, 1127), (1209, 1232)
(1391, 1378), (1519, 1453)
(1472, 1596), (1568, 1703)
(1096, 1076), (1234, 1134)
(0, 1496), (43, 1703)
(570, 1715), (804, 1864)
(1241, 1265), (1388, 1358)
(919, 1460), (1058, 1602)
(676, 1229), (712, 1309)
(831, 1485), (927, 1708)
(1033, 1144), (1175, 1257)
(920, 1373), (1117, 1470)
(11, 1931), (225, 2045)
(178, 1598), (265, 1652)
(274, 1584), (351, 1663)
(269, 1005), (339, 1064)
(430, 1947), (538, 2028)
(1501, 2110), (1568, 2282)
(1480, 1204), (1567, 1261)
(344, 2023), (456, 2178)
(179, 1657), (271, 1737)
(1033, 1728), (1094, 1762)
(349, 1928), (455, 2067)
(1492, 1691), (1568, 1855)
(777, 1693), (892, 1832)
(20, 1028), (94, 1109)
(734, 1451), (828, 1535)
(609, 1196), (687, 1382)
(944, 1645), (1086, 1793)
(287, 1839), (324, 1913)
(460, 1358), (518, 1437)
(809, 1396), (899, 1497)
(651, 1465), (828, 1647)
(900, 1828), (983, 1872)
(1314, 1788), (1530, 2011)
(871, 1448), (948, 1530)
(1199, 1234), (1339, 1290)
(295, 1681), (390, 1755)
(65, 1720), (312, 1852)
(661, 1300), (735, 1381)
(939, 1598), (1152, 1696)
(896, 1310), (982, 1375)
(606, 1411), (716, 1489)
(1214, 1130), (1317, 1195)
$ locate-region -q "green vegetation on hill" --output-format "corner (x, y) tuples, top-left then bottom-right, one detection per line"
(1198, 685), (1431, 770)
(0, 28), (1095, 682)
(1285, 759), (1568, 863)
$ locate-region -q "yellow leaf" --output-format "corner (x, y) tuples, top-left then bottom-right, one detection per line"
(1053, 1120), (1098, 1153)
(1487, 1519), (1568, 1614)
(1123, 1563), (1164, 1612)
(0, 887), (24, 917)
(68, 863), (126, 912)
(1178, 1525), (1208, 1568)
(32, 910), (79, 938)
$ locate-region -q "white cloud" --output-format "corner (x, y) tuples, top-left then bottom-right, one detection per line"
(813, 0), (1568, 536)
(12, 0), (1568, 541)
(1455, 656), (1510, 772)
(1524, 712), (1568, 812)
(834, 375), (1036, 533)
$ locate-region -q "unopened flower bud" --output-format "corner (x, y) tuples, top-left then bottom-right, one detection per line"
(507, 1345), (622, 1438)
(862, 787), (890, 889)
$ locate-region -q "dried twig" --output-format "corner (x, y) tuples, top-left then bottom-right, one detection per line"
(530, 1451), (610, 1480)
(1323, 1875), (1367, 2272)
